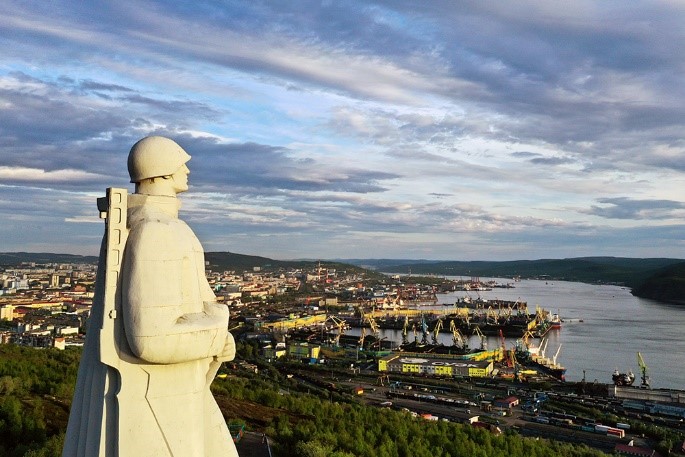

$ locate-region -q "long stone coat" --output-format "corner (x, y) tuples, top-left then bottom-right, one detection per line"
(63, 193), (237, 457)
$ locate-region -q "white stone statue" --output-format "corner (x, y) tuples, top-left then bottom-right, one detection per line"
(63, 136), (239, 456)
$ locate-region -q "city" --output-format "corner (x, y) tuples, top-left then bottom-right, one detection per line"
(2, 257), (684, 456)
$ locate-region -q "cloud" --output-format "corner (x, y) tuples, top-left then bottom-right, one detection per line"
(0, 167), (106, 183)
(584, 197), (685, 220)
(175, 135), (401, 195)
(529, 156), (575, 166)
(0, 1), (684, 260)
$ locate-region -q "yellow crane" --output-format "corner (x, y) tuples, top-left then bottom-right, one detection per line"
(473, 326), (487, 350)
(401, 315), (409, 345)
(432, 318), (443, 345)
(521, 330), (535, 348)
(358, 326), (366, 350)
(637, 352), (650, 388)
(325, 315), (348, 347)
(449, 320), (467, 349)
(365, 315), (380, 339)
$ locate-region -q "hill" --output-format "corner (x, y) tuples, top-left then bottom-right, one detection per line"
(4, 252), (685, 304)
(204, 251), (381, 277)
(0, 252), (98, 266)
(343, 257), (684, 287)
(631, 261), (685, 305)
(0, 251), (377, 277)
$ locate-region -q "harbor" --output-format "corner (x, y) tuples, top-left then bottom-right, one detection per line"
(261, 277), (684, 389)
(435, 278), (684, 389)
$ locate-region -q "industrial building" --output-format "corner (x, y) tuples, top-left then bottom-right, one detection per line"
(286, 342), (321, 364)
(378, 353), (493, 378)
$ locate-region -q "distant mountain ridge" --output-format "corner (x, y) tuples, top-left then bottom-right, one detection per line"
(340, 256), (682, 284)
(632, 261), (685, 305)
(3, 252), (684, 305)
(0, 252), (99, 265)
(340, 256), (685, 305)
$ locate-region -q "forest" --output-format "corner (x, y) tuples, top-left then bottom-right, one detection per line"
(0, 343), (621, 457)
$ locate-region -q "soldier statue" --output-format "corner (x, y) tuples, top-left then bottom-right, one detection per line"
(63, 136), (238, 456)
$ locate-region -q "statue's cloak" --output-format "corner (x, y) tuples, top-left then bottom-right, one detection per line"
(63, 192), (237, 457)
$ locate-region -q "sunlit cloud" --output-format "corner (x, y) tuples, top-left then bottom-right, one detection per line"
(0, 0), (683, 260)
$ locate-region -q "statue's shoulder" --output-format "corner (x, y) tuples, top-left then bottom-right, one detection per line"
(126, 196), (185, 257)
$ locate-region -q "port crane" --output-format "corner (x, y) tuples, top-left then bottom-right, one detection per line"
(538, 338), (549, 362)
(552, 344), (562, 367)
(401, 315), (409, 345)
(432, 318), (443, 345)
(521, 330), (534, 348)
(473, 326), (487, 350)
(420, 314), (429, 345)
(324, 315), (348, 347)
(637, 352), (650, 388)
(449, 320), (468, 349)
(486, 306), (498, 325)
(365, 315), (380, 340)
(358, 326), (366, 351)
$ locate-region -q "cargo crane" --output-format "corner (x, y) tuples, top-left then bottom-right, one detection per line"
(358, 327), (366, 351)
(420, 314), (429, 345)
(552, 344), (562, 367)
(499, 329), (507, 363)
(325, 316), (348, 347)
(401, 315), (409, 345)
(538, 338), (549, 360)
(432, 318), (443, 345)
(521, 330), (534, 348)
(637, 352), (650, 388)
(486, 306), (498, 325)
(366, 315), (380, 340)
(450, 320), (468, 349)
(473, 326), (487, 350)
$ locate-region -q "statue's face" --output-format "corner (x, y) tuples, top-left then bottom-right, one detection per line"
(171, 164), (190, 194)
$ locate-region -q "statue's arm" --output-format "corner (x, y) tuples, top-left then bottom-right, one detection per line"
(122, 223), (230, 364)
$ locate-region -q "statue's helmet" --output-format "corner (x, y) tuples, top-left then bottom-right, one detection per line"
(127, 136), (191, 183)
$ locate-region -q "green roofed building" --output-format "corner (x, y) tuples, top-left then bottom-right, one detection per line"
(287, 342), (321, 364)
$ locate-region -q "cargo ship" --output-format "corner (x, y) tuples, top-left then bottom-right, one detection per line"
(529, 357), (566, 381)
(612, 370), (635, 386)
(516, 337), (566, 381)
(550, 313), (562, 330)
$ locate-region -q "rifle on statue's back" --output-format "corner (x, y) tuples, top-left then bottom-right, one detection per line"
(96, 188), (128, 370)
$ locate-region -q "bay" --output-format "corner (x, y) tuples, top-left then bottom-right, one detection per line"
(346, 279), (685, 389)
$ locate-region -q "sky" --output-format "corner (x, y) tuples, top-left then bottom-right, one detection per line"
(1, 1), (684, 261)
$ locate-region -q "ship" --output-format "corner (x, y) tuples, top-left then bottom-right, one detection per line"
(612, 369), (635, 386)
(550, 313), (562, 330)
(529, 358), (566, 381)
(516, 337), (566, 381)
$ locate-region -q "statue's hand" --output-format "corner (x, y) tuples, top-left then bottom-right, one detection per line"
(215, 332), (235, 362)
(204, 301), (229, 318)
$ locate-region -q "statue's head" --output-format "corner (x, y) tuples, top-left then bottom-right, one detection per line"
(128, 136), (191, 196)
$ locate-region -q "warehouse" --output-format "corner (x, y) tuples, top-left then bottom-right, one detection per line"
(378, 354), (493, 378)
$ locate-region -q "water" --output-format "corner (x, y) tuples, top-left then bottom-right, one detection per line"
(348, 279), (685, 389)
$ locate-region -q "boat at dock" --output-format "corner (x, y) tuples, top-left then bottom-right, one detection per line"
(550, 313), (562, 329)
(516, 336), (566, 381)
(612, 370), (635, 386)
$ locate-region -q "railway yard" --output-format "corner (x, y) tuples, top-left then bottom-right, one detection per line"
(266, 361), (685, 455)
(234, 293), (685, 456)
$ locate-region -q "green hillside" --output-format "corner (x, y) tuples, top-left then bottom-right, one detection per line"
(360, 257), (683, 287)
(4, 252), (685, 305)
(631, 262), (685, 305)
(0, 252), (98, 266)
(204, 251), (381, 278)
